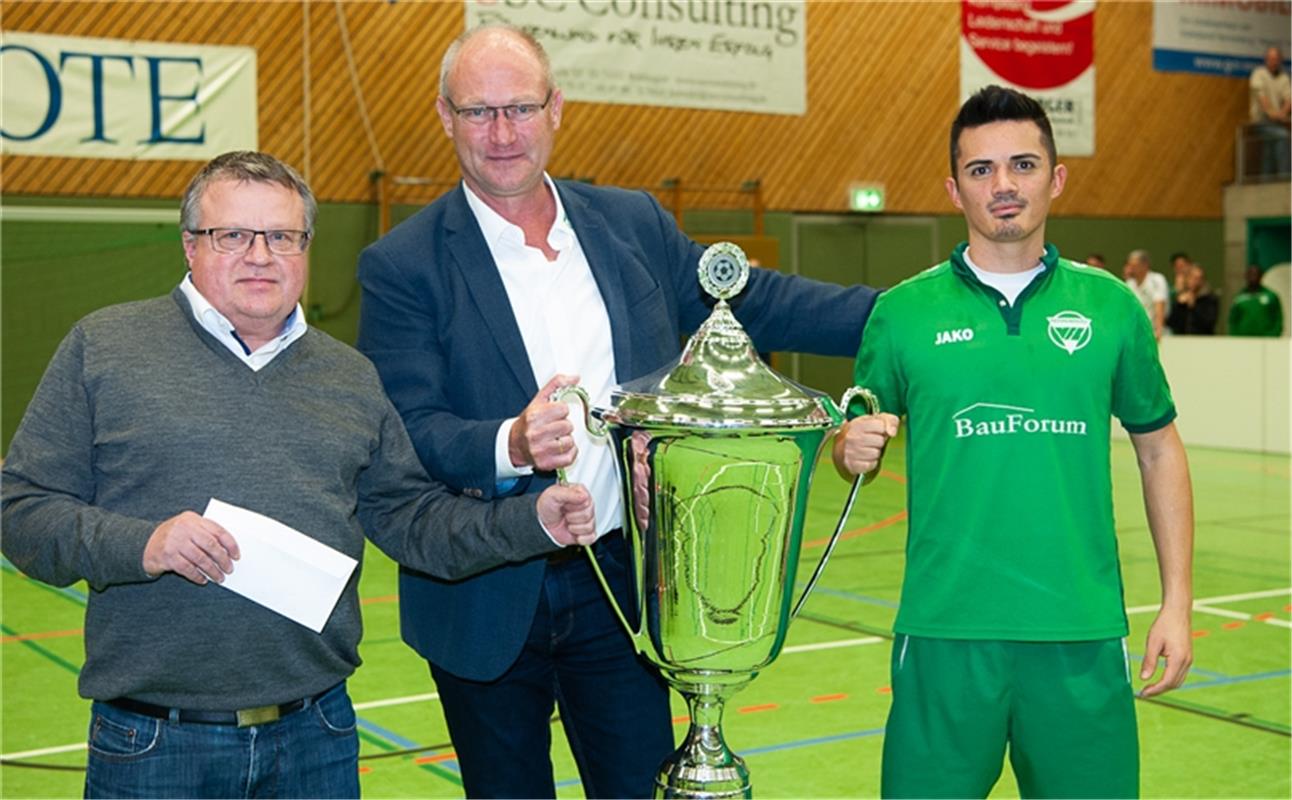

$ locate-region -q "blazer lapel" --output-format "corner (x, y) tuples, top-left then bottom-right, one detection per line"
(443, 188), (539, 398)
(559, 184), (634, 382)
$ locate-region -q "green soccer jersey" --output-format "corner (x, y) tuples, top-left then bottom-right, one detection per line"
(1228, 287), (1283, 336)
(854, 243), (1175, 640)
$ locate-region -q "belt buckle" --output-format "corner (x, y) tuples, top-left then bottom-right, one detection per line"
(236, 705), (280, 727)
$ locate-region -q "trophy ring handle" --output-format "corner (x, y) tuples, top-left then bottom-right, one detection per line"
(791, 386), (881, 620)
(549, 385), (641, 648)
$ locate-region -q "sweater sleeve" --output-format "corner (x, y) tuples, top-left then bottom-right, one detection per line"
(356, 399), (559, 579)
(1, 327), (157, 589)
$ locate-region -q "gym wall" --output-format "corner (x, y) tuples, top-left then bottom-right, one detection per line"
(0, 2), (1251, 452)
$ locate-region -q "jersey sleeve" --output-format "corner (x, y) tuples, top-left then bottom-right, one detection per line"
(1113, 294), (1176, 433)
(851, 294), (906, 418)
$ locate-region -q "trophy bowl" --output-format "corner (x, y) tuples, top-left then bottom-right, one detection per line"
(557, 242), (877, 799)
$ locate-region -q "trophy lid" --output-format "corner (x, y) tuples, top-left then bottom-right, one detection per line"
(600, 243), (841, 430)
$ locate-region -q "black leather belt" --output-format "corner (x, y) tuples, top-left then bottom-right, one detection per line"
(547, 528), (622, 565)
(105, 684), (334, 728)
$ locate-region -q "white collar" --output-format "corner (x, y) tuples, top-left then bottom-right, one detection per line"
(461, 174), (575, 252)
(179, 273), (306, 357)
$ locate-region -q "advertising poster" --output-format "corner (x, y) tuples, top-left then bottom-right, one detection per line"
(960, 0), (1096, 156)
(465, 0), (807, 115)
(1, 31), (257, 160)
(1152, 0), (1291, 77)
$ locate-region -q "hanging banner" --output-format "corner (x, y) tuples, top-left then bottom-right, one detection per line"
(960, 0), (1096, 157)
(1152, 0), (1291, 78)
(1, 31), (257, 161)
(463, 0), (807, 115)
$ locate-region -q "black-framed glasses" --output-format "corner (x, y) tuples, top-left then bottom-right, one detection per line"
(189, 228), (312, 256)
(445, 90), (552, 126)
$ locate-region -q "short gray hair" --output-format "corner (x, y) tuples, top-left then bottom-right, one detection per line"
(1128, 249), (1150, 265)
(180, 151), (317, 233)
(439, 23), (554, 100)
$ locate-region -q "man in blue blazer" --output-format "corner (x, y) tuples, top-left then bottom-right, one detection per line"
(357, 23), (879, 799)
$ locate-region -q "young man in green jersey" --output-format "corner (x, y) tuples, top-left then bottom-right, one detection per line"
(834, 85), (1195, 798)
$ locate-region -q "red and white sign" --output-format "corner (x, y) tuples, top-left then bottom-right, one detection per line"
(960, 0), (1095, 156)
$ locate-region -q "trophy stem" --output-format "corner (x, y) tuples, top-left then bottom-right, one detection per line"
(655, 687), (751, 799)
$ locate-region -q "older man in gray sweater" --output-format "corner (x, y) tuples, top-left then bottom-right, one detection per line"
(1, 151), (597, 799)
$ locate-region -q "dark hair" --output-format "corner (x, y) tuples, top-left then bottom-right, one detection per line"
(950, 85), (1057, 178)
(180, 151), (316, 233)
(1169, 251), (1190, 264)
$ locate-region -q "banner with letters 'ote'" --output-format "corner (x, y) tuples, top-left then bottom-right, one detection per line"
(1, 31), (257, 161)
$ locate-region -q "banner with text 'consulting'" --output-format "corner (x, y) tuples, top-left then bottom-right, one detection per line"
(464, 0), (806, 115)
(1, 31), (257, 160)
(960, 0), (1095, 157)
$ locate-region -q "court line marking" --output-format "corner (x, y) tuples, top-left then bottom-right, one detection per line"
(8, 663), (1289, 764)
(803, 584), (901, 609)
(347, 638), (887, 716)
(1192, 606), (1292, 628)
(804, 510), (907, 549)
(0, 742), (85, 760)
(1185, 588), (1291, 605)
(0, 637), (891, 761)
(0, 628), (84, 644)
(782, 636), (885, 654)
(1172, 668), (1292, 692)
(1127, 587), (1292, 628)
(353, 692), (440, 710)
(6, 591), (1286, 762)
(553, 727), (891, 789)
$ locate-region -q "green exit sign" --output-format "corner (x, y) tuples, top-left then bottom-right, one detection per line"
(849, 183), (886, 213)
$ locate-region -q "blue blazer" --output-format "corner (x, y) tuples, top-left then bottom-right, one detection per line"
(356, 181), (878, 681)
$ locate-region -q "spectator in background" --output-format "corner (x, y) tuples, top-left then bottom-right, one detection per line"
(1169, 252), (1192, 299)
(1086, 253), (1107, 270)
(1166, 263), (1219, 335)
(1251, 46), (1291, 176)
(1124, 249), (1169, 340)
(1229, 265), (1284, 336)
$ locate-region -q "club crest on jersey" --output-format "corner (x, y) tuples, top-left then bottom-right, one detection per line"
(1047, 311), (1092, 354)
(935, 327), (974, 346)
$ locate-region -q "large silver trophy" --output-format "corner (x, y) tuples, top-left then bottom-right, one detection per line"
(557, 242), (877, 798)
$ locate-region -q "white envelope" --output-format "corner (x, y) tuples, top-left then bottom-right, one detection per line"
(202, 498), (359, 634)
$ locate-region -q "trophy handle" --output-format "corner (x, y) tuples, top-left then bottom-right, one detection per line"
(549, 385), (643, 650)
(790, 386), (881, 620)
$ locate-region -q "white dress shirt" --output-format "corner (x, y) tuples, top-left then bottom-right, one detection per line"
(179, 274), (307, 371)
(463, 177), (623, 539)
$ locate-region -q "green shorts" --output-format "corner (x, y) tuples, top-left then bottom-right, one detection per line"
(881, 636), (1139, 799)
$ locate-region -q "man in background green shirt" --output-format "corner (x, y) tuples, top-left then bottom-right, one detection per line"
(834, 86), (1195, 798)
(1229, 265), (1284, 336)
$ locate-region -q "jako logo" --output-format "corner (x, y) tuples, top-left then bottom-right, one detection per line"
(952, 402), (1088, 439)
(935, 327), (974, 346)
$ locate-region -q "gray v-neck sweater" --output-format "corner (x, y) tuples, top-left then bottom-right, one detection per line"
(2, 289), (557, 708)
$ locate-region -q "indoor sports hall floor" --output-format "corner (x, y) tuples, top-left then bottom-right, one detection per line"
(2, 436), (1289, 798)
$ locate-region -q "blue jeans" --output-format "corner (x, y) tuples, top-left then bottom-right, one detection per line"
(1256, 122), (1291, 177)
(84, 682), (359, 799)
(430, 532), (674, 798)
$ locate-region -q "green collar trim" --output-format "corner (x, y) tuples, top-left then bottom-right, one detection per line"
(948, 242), (1061, 335)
